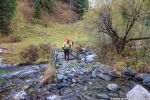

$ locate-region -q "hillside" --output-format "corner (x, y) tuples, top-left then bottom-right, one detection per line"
(17, 0), (79, 24)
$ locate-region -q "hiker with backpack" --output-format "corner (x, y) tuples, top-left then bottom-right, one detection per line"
(63, 38), (73, 61)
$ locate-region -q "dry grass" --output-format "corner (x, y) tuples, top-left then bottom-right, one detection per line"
(40, 66), (56, 85)
(0, 35), (21, 43)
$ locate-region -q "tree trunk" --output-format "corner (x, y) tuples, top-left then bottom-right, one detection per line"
(112, 37), (126, 54)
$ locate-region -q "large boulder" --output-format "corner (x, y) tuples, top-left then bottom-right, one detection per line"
(107, 84), (120, 92)
(143, 76), (150, 88)
(126, 85), (150, 100)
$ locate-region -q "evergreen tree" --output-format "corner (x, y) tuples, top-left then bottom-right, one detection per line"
(0, 0), (16, 35)
(34, 0), (41, 19)
(74, 0), (89, 16)
(41, 0), (54, 13)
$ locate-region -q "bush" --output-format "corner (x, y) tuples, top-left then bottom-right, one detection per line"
(19, 45), (39, 64)
(19, 43), (51, 64)
(40, 66), (56, 85)
(0, 35), (21, 43)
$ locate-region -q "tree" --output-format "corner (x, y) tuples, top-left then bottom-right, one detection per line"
(74, 0), (89, 16)
(40, 0), (54, 14)
(98, 0), (150, 54)
(34, 0), (41, 18)
(0, 0), (16, 35)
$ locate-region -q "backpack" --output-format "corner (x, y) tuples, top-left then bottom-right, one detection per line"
(63, 42), (71, 50)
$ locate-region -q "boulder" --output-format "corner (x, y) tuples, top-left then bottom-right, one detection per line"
(135, 73), (150, 81)
(85, 54), (96, 63)
(97, 74), (111, 81)
(126, 85), (150, 100)
(123, 67), (136, 77)
(143, 76), (150, 88)
(107, 84), (119, 92)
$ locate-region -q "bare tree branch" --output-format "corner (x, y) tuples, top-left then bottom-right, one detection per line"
(126, 37), (150, 42)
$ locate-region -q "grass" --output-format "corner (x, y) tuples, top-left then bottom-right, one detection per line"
(1, 22), (97, 64)
(1, 23), (96, 48)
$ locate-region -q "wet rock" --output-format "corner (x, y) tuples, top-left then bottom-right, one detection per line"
(126, 85), (150, 100)
(107, 84), (119, 92)
(57, 74), (64, 80)
(13, 90), (27, 100)
(46, 95), (61, 100)
(97, 74), (111, 81)
(96, 93), (110, 99)
(135, 73), (150, 81)
(123, 67), (136, 77)
(143, 76), (150, 88)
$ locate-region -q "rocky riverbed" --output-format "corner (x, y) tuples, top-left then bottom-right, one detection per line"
(0, 48), (150, 100)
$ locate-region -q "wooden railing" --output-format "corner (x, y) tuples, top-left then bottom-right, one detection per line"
(50, 46), (58, 66)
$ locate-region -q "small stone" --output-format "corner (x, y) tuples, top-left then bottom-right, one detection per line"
(84, 86), (88, 90)
(57, 74), (64, 80)
(91, 71), (96, 78)
(72, 79), (76, 83)
(96, 93), (110, 99)
(89, 82), (92, 85)
(56, 83), (69, 89)
(107, 84), (119, 92)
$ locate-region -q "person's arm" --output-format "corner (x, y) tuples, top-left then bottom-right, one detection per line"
(63, 42), (65, 49)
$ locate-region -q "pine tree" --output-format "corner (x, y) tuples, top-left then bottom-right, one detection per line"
(0, 0), (16, 35)
(74, 0), (89, 16)
(34, 0), (41, 19)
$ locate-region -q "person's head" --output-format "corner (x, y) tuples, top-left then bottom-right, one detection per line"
(67, 39), (69, 43)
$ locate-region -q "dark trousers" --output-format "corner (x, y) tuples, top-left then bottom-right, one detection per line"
(64, 49), (70, 61)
